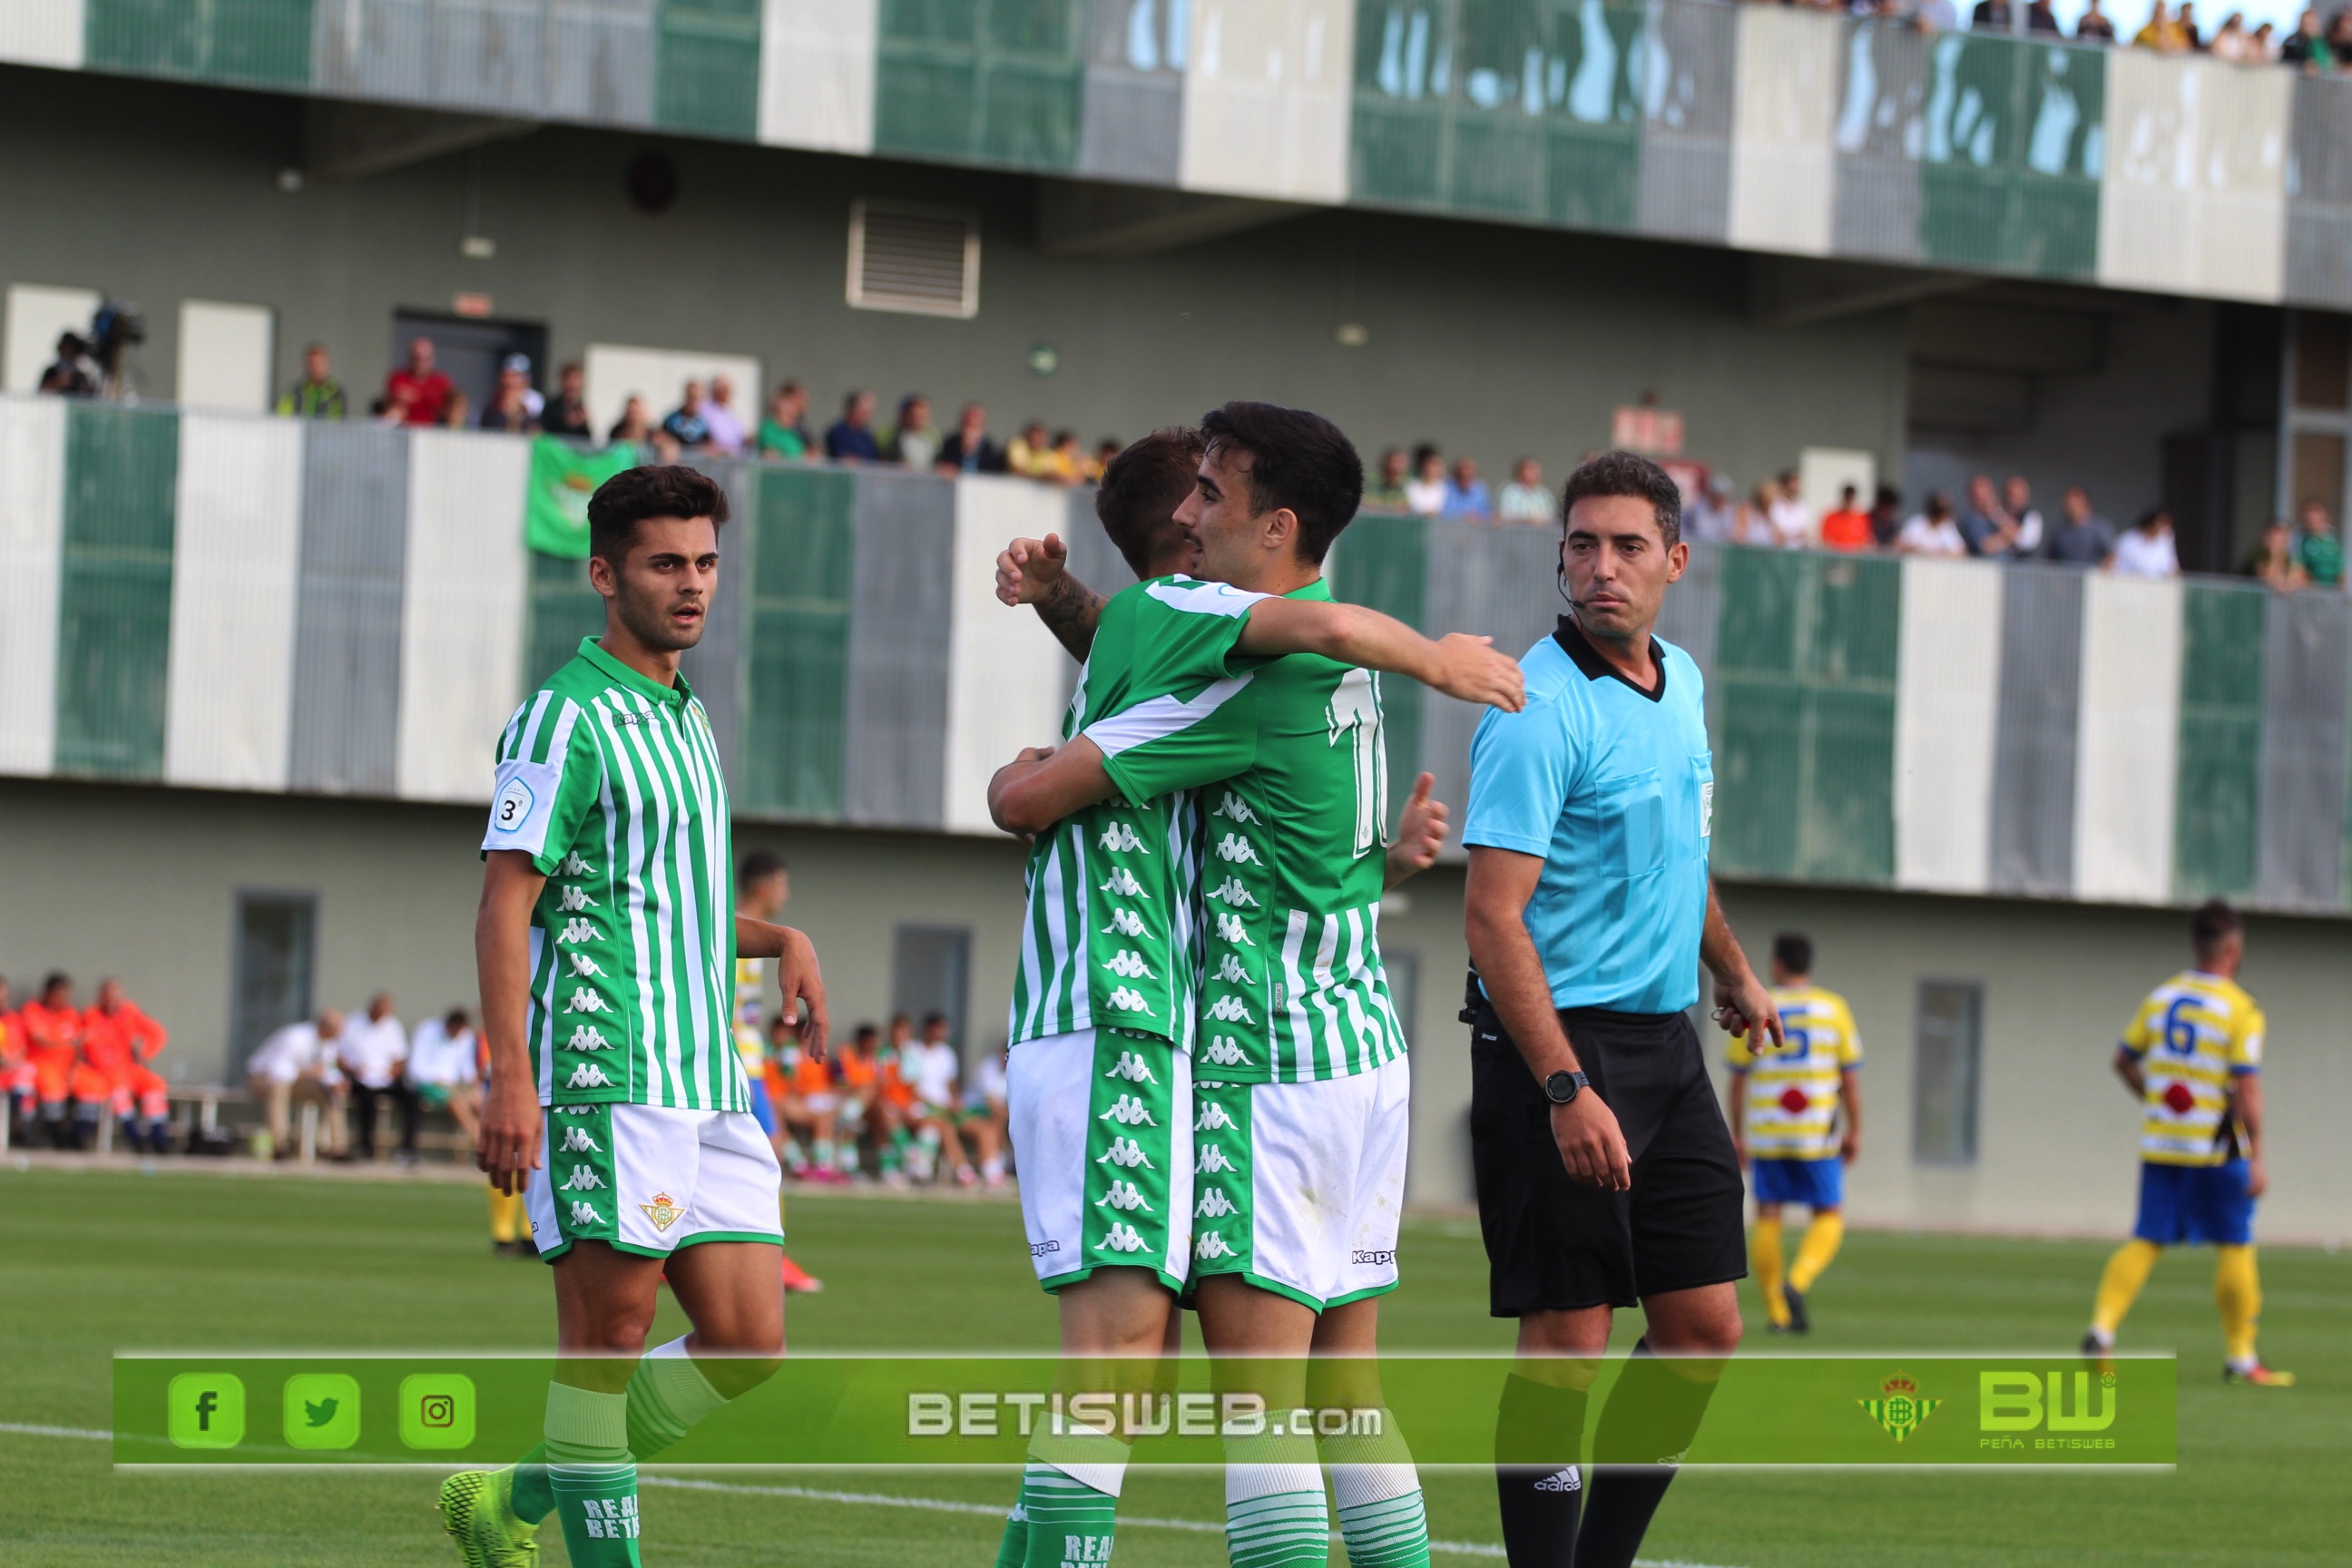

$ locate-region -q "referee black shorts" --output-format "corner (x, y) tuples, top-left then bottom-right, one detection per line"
(1469, 1002), (1746, 1315)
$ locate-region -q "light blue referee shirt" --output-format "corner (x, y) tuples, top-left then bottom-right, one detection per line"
(1462, 615), (1714, 1015)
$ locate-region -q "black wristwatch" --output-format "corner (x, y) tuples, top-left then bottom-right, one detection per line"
(1543, 1069), (1589, 1106)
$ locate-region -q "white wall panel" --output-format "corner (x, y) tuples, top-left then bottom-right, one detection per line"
(4, 284), (99, 393)
(759, 0), (876, 155)
(1727, 7), (1839, 257)
(175, 299), (275, 414)
(2073, 573), (2182, 903)
(165, 413), (303, 789)
(397, 429), (532, 802)
(942, 476), (1077, 835)
(0, 396), (64, 775)
(1894, 556), (2001, 894)
(1181, 0), (1354, 203)
(2099, 54), (2289, 303)
(0, 0), (83, 68)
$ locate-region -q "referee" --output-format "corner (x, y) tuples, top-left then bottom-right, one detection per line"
(1461, 451), (1780, 1568)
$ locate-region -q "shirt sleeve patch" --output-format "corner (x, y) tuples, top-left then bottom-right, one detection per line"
(484, 758), (564, 858)
(1144, 579), (1269, 619)
(1086, 675), (1255, 759)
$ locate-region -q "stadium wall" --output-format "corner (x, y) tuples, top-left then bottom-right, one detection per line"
(0, 776), (2341, 1244)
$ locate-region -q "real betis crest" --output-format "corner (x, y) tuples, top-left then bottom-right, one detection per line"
(639, 1192), (685, 1232)
(1858, 1374), (1940, 1443)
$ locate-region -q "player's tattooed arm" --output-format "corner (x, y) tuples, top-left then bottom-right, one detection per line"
(1384, 770), (1448, 889)
(988, 739), (1116, 835)
(475, 849), (550, 1194)
(995, 533), (1105, 662)
(737, 918), (832, 1062)
(1236, 599), (1526, 711)
(1701, 880), (1783, 1052)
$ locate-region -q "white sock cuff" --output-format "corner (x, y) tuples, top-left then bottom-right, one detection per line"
(1030, 1431), (1132, 1497)
(644, 1336), (730, 1424)
(1225, 1460), (1325, 1505)
(1329, 1460), (1420, 1511)
(544, 1383), (629, 1458)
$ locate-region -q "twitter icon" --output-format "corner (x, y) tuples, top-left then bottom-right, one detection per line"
(283, 1374), (361, 1450)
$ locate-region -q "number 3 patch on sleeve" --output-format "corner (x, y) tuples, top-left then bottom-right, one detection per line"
(484, 760), (562, 854)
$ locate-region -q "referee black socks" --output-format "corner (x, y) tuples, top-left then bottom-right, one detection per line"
(1575, 1338), (1722, 1568)
(1493, 1371), (1589, 1568)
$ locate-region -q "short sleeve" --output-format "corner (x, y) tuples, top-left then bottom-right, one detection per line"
(1837, 1002), (1863, 1065)
(2120, 998), (2155, 1058)
(1132, 578), (1274, 685)
(1093, 679), (1259, 804)
(2231, 1003), (2264, 1073)
(1463, 698), (1583, 857)
(482, 696), (600, 873)
(1725, 1032), (1755, 1072)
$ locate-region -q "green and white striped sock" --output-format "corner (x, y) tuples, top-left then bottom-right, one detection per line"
(991, 1501), (1031, 1568)
(1020, 1426), (1129, 1568)
(622, 1336), (731, 1462)
(1225, 1442), (1329, 1568)
(544, 1383), (641, 1567)
(1321, 1411), (1431, 1568)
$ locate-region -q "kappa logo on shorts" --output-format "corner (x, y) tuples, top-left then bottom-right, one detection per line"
(1099, 868), (1147, 898)
(1212, 912), (1256, 946)
(1098, 1222), (1149, 1253)
(557, 887), (599, 913)
(639, 1192), (685, 1232)
(1194, 1101), (1236, 1133)
(1099, 1094), (1158, 1127)
(565, 1063), (614, 1090)
(1193, 1231), (1235, 1260)
(558, 1125), (603, 1153)
(567, 1200), (603, 1228)
(1097, 1136), (1154, 1170)
(559, 852), (596, 877)
(1103, 1052), (1159, 1084)
(564, 987), (609, 1014)
(568, 953), (606, 978)
(560, 1165), (607, 1191)
(1205, 995), (1258, 1024)
(1103, 987), (1156, 1015)
(1102, 950), (1157, 980)
(1205, 877), (1259, 907)
(1029, 1240), (1062, 1257)
(1094, 1181), (1153, 1213)
(1201, 1036), (1250, 1068)
(1212, 954), (1254, 985)
(557, 917), (597, 944)
(1097, 822), (1150, 855)
(1102, 908), (1147, 938)
(1196, 1145), (1236, 1175)
(1210, 792), (1260, 824)
(1195, 1190), (1238, 1220)
(1212, 833), (1260, 865)
(566, 1025), (612, 1052)
(1351, 1249), (1396, 1266)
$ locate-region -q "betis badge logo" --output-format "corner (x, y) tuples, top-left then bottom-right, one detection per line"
(1858, 1374), (1941, 1443)
(639, 1192), (684, 1232)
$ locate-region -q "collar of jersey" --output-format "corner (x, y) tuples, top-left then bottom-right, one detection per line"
(1553, 614), (1664, 702)
(1159, 573), (1332, 602)
(577, 636), (693, 708)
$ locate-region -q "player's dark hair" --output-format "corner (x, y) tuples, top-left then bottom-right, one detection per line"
(2191, 898), (2240, 956)
(41, 970), (68, 995)
(444, 1007), (471, 1030)
(854, 1022), (879, 1044)
(1772, 933), (1813, 976)
(1200, 401), (1365, 564)
(922, 1012), (948, 1031)
(1560, 451), (1682, 548)
(737, 848), (787, 889)
(1096, 427), (1204, 578)
(587, 464), (730, 565)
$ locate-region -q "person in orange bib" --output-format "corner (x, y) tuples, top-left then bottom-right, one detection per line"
(0, 975), (30, 1142)
(18, 974), (86, 1149)
(80, 979), (172, 1153)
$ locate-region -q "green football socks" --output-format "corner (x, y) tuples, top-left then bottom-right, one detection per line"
(1224, 1437), (1330, 1568)
(1018, 1425), (1129, 1568)
(1322, 1411), (1432, 1568)
(544, 1383), (641, 1567)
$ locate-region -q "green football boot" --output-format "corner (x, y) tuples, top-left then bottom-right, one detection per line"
(439, 1466), (540, 1567)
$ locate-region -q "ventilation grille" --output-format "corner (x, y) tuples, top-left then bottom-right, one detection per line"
(848, 201), (979, 318)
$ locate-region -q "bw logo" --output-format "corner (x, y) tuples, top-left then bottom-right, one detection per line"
(1099, 1094), (1158, 1127)
(559, 1125), (603, 1153)
(557, 917), (597, 944)
(1099, 868), (1147, 898)
(1213, 833), (1260, 865)
(565, 1062), (614, 1090)
(1104, 1052), (1159, 1084)
(1197, 1145), (1236, 1175)
(1196, 1190), (1238, 1220)
(1205, 877), (1259, 907)
(568, 953), (606, 978)
(1195, 1102), (1235, 1133)
(566, 1025), (612, 1051)
(560, 1165), (607, 1191)
(1094, 1181), (1153, 1212)
(557, 887), (599, 913)
(1858, 1375), (1942, 1443)
(559, 852), (595, 877)
(1097, 822), (1149, 855)
(1096, 1136), (1154, 1170)
(1201, 1037), (1248, 1068)
(1102, 908), (1146, 938)
(1103, 987), (1155, 1014)
(1098, 1222), (1149, 1253)
(1213, 912), (1255, 946)
(564, 986), (609, 1014)
(1194, 1231), (1235, 1260)
(1211, 792), (1260, 824)
(567, 1200), (603, 1228)
(1206, 995), (1258, 1024)
(1532, 1468), (1581, 1494)
(1103, 949), (1157, 980)
(1214, 954), (1254, 985)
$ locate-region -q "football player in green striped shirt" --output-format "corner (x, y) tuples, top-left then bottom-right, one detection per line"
(440, 466), (831, 1568)
(983, 427), (1521, 1568)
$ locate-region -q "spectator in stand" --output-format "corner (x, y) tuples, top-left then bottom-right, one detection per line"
(1004, 419), (1053, 477)
(1896, 491), (1968, 555)
(1734, 482), (1778, 544)
(1915, 0), (1960, 30)
(441, 390), (471, 430)
(887, 394), (939, 469)
(2029, 0), (2062, 32)
(246, 1010), (348, 1161)
(760, 379), (815, 459)
(2210, 10), (2254, 56)
(1497, 457), (1559, 524)
(338, 992), (419, 1163)
(937, 403), (1007, 475)
(78, 978), (171, 1154)
(607, 394), (652, 446)
(2329, 7), (2352, 65)
(1768, 468), (1814, 547)
(1819, 484), (1874, 550)
(2135, 0), (2190, 48)
(899, 1013), (971, 1185)
(1971, 0), (2015, 28)
(1044, 429), (1093, 485)
(2109, 507), (2180, 578)
(2251, 19), (2277, 56)
(703, 373), (748, 455)
(2043, 484), (2118, 564)
(825, 389), (882, 462)
(1686, 474), (1737, 543)
(2244, 519), (2310, 592)
(2078, 0), (2120, 38)
(1404, 445), (1448, 515)
(1365, 446), (1412, 508)
(1959, 473), (2018, 557)
(542, 362), (593, 438)
(407, 1006), (481, 1142)
(277, 342), (347, 419)
(2179, 1), (2204, 44)
(2003, 475), (2045, 554)
(2296, 498), (2342, 586)
(37, 332), (97, 397)
(2281, 7), (2331, 65)
(18, 974), (83, 1147)
(479, 355), (542, 434)
(957, 1044), (1010, 1189)
(1869, 484), (1906, 549)
(1443, 455), (1493, 518)
(384, 336), (454, 426)
(662, 381), (713, 450)
(1093, 437), (1122, 477)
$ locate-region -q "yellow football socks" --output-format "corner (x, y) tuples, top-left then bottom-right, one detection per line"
(488, 1186), (525, 1244)
(1788, 1213), (1846, 1295)
(1751, 1217), (1788, 1327)
(2214, 1244), (2261, 1367)
(2091, 1239), (2161, 1338)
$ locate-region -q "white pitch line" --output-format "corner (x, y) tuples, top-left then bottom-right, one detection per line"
(3, 1420), (1740, 1568)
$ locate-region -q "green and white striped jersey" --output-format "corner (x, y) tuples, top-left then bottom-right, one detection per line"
(1190, 578), (1409, 1084)
(1008, 577), (1269, 1054)
(482, 637), (748, 1112)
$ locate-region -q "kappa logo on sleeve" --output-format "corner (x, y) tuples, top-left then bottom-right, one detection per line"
(1096, 1136), (1154, 1170)
(566, 1026), (612, 1052)
(1099, 868), (1147, 898)
(1097, 822), (1150, 854)
(1102, 987), (1156, 1015)
(1103, 1052), (1159, 1084)
(1205, 877), (1258, 907)
(1098, 1094), (1158, 1127)
(1103, 950), (1158, 980)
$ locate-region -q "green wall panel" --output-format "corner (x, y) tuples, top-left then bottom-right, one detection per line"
(1329, 514), (1430, 835)
(655, 0), (761, 141)
(55, 405), (177, 779)
(524, 552), (608, 691)
(742, 467), (855, 818)
(2175, 583), (2265, 899)
(85, 0), (313, 89)
(1918, 35), (2102, 279)
(1711, 551), (1898, 884)
(876, 0), (1083, 172)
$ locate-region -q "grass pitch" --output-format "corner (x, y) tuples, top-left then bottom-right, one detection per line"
(0, 1164), (2344, 1567)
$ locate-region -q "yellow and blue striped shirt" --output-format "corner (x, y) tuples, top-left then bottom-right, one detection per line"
(2120, 970), (2262, 1167)
(1728, 985), (1861, 1161)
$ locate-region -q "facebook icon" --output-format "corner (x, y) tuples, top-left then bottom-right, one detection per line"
(168, 1373), (245, 1449)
